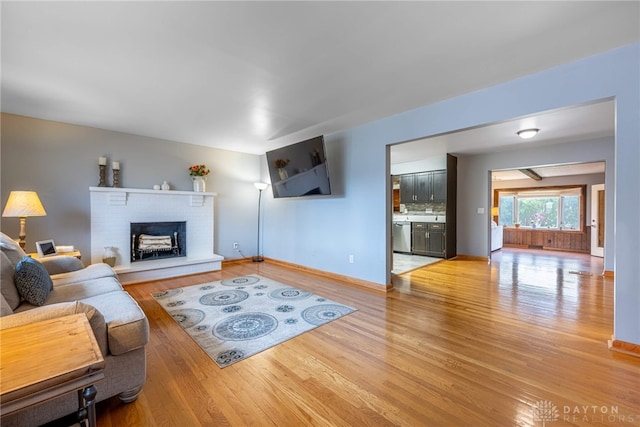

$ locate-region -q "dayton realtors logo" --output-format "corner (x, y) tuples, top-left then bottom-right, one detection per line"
(532, 400), (560, 426)
(532, 400), (638, 425)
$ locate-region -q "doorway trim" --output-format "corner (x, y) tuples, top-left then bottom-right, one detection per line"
(591, 183), (605, 258)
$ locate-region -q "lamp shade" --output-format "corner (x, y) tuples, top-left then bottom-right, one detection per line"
(2, 191), (47, 217)
(254, 182), (269, 191)
(491, 207), (499, 216)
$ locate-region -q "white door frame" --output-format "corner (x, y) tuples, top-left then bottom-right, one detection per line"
(590, 183), (605, 257)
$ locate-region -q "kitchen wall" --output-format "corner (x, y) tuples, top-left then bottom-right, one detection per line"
(398, 202), (446, 215)
(390, 155), (446, 175)
(0, 113), (261, 260)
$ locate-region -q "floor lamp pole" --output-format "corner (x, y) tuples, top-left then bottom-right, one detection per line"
(252, 186), (265, 262)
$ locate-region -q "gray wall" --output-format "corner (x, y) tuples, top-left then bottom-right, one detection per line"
(1, 113), (261, 260)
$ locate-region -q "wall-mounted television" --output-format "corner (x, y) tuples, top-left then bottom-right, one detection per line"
(265, 135), (332, 199)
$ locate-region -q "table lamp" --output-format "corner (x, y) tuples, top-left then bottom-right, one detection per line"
(2, 191), (47, 250)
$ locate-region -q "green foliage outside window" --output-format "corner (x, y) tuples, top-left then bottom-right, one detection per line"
(498, 196), (514, 226)
(518, 198), (558, 227)
(497, 189), (582, 230)
(561, 196), (580, 229)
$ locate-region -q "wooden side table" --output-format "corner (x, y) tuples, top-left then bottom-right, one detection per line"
(0, 314), (105, 426)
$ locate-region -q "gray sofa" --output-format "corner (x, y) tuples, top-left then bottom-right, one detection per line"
(0, 232), (149, 426)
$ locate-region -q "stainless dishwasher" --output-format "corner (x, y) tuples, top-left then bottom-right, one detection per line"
(393, 221), (412, 253)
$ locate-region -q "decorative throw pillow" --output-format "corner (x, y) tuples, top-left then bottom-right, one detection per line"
(14, 257), (53, 306)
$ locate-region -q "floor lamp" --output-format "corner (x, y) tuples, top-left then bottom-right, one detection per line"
(252, 182), (269, 262)
(2, 191), (47, 250)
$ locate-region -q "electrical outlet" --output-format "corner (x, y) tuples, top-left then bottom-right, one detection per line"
(233, 242), (239, 250)
(349, 254), (354, 264)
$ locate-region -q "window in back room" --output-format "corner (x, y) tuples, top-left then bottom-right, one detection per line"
(497, 186), (584, 230)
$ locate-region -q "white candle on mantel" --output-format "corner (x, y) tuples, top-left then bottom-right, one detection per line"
(112, 161), (120, 170)
(99, 156), (107, 165)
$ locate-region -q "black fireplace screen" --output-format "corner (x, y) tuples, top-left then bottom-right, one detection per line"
(130, 221), (186, 262)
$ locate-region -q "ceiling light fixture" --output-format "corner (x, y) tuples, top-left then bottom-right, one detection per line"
(517, 128), (539, 139)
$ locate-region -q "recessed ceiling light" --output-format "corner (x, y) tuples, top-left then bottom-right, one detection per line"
(517, 128), (539, 139)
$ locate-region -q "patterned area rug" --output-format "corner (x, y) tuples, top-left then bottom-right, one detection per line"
(152, 275), (356, 367)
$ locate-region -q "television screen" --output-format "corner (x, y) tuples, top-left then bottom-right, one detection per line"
(265, 135), (332, 198)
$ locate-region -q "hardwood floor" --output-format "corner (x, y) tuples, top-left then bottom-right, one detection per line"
(95, 249), (640, 426)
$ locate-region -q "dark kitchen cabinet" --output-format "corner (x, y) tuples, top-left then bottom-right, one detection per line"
(415, 173), (431, 202)
(411, 222), (428, 255)
(445, 154), (457, 259)
(400, 174), (416, 203)
(395, 154), (457, 259)
(412, 222), (446, 257)
(411, 222), (429, 255)
(431, 170), (446, 203)
(400, 170), (445, 204)
(427, 223), (445, 256)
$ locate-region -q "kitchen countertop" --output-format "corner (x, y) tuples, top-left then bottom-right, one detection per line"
(393, 214), (446, 223)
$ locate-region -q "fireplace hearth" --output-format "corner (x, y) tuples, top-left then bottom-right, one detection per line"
(130, 221), (186, 262)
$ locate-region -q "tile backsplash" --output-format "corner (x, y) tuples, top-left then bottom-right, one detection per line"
(399, 202), (446, 215)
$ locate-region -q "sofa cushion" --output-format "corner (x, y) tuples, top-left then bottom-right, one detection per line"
(14, 257), (53, 306)
(80, 291), (149, 355)
(1, 294), (13, 316)
(1, 251), (21, 310)
(14, 276), (124, 312)
(51, 276), (123, 304)
(39, 255), (85, 276)
(52, 263), (118, 287)
(0, 232), (27, 268)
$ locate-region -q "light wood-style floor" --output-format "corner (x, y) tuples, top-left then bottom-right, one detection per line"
(94, 249), (640, 426)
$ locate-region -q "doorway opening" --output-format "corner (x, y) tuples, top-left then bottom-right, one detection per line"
(490, 162), (606, 259)
(388, 99), (614, 279)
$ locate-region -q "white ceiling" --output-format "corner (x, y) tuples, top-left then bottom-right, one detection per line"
(390, 99), (615, 163)
(1, 2), (638, 156)
(492, 161), (606, 182)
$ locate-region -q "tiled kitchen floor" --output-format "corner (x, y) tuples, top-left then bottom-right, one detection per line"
(392, 253), (442, 274)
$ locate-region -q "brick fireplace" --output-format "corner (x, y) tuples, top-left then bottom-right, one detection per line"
(89, 187), (223, 284)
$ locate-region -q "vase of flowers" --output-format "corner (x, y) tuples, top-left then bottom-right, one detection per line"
(274, 159), (289, 180)
(189, 164), (210, 192)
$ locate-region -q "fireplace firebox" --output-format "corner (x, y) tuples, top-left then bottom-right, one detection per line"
(130, 221), (186, 262)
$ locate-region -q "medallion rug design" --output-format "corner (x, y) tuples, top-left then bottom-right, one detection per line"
(152, 275), (357, 367)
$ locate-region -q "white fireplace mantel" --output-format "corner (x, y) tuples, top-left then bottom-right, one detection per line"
(89, 186), (216, 207)
(89, 187), (223, 284)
